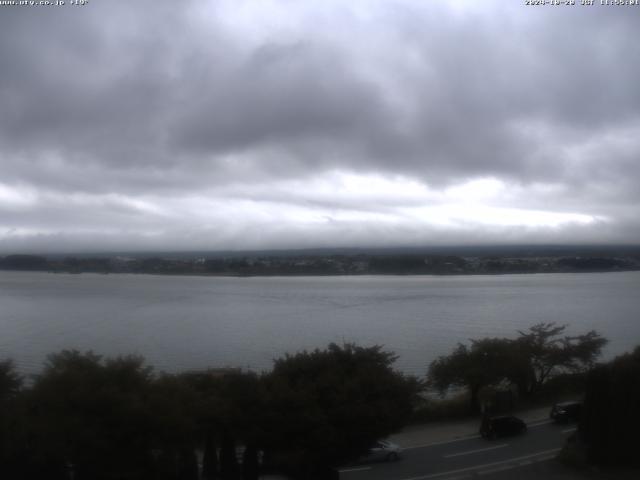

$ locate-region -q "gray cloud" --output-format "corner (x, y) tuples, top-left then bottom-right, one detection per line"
(0, 0), (639, 251)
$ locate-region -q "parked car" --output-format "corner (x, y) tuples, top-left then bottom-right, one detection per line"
(550, 401), (582, 423)
(480, 415), (527, 439)
(361, 440), (402, 462)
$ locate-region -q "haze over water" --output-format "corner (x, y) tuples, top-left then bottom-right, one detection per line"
(2, 270), (639, 376)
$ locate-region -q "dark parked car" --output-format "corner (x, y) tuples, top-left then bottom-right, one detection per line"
(550, 401), (582, 423)
(480, 415), (527, 439)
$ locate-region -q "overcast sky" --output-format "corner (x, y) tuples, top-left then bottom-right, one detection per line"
(0, 0), (639, 253)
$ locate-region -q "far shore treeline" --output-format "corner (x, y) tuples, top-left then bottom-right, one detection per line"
(2, 245), (640, 277)
(1, 324), (639, 479)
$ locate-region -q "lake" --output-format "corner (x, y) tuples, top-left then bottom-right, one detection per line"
(1, 271), (639, 376)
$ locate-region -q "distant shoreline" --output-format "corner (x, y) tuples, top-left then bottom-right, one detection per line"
(2, 248), (640, 279)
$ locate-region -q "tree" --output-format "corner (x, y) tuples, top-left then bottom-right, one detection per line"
(201, 433), (218, 480)
(0, 360), (22, 400)
(261, 343), (422, 477)
(0, 360), (25, 479)
(515, 323), (607, 396)
(146, 372), (201, 480)
(242, 444), (260, 480)
(428, 338), (516, 414)
(180, 368), (266, 480)
(219, 430), (240, 480)
(428, 324), (608, 413)
(579, 346), (640, 466)
(27, 350), (157, 480)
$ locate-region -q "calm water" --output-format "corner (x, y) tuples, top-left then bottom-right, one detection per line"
(1, 271), (639, 376)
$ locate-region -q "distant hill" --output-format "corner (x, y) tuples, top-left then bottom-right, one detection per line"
(28, 243), (640, 260)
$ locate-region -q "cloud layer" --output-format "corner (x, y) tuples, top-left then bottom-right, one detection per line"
(1, 0), (639, 252)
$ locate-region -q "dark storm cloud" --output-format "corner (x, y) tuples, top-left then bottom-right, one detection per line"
(1, 1), (638, 184)
(0, 0), (639, 251)
(172, 42), (386, 153)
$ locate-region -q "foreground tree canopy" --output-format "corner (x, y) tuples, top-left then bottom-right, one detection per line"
(580, 346), (640, 467)
(427, 323), (607, 413)
(0, 343), (421, 480)
(263, 344), (422, 473)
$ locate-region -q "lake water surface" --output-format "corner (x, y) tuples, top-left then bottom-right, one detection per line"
(1, 271), (639, 376)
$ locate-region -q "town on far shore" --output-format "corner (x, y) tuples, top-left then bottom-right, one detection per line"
(2, 245), (640, 276)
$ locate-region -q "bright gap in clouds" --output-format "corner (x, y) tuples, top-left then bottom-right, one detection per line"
(134, 173), (601, 237)
(0, 184), (37, 209)
(0, 173), (603, 252)
(285, 172), (599, 229)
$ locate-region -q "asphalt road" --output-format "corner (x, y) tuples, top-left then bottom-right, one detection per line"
(339, 419), (576, 480)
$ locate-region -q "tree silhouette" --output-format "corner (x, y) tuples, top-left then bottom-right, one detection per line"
(27, 351), (156, 480)
(262, 343), (422, 477)
(515, 323), (607, 396)
(428, 324), (607, 413)
(428, 338), (516, 414)
(581, 346), (640, 467)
